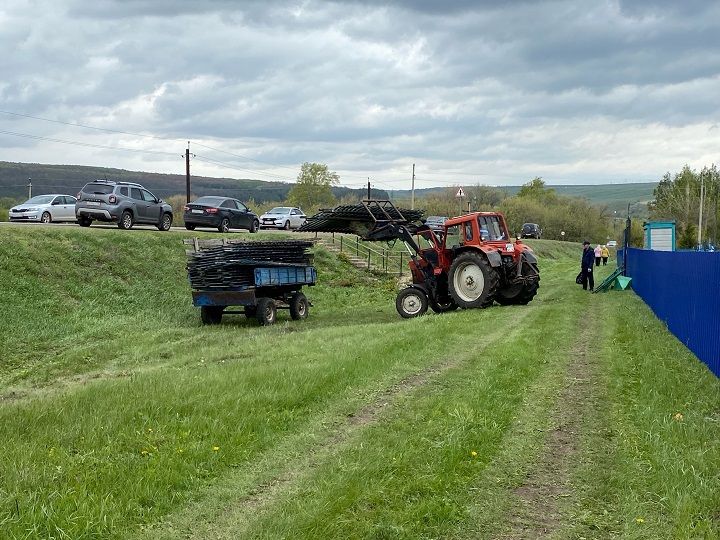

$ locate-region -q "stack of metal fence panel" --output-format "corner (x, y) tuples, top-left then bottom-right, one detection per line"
(298, 204), (424, 234)
(185, 239), (314, 290)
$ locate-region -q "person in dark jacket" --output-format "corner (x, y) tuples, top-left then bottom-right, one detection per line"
(581, 240), (595, 291)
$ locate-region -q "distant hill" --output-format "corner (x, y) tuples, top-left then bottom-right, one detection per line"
(0, 161), (387, 203)
(393, 182), (657, 215)
(0, 161), (656, 215)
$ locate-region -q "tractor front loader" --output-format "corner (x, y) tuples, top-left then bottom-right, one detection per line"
(299, 199), (540, 318)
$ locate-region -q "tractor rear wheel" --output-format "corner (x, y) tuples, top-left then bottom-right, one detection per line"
(396, 287), (428, 318)
(448, 252), (498, 309)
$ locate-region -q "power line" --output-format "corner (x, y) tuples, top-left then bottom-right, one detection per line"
(193, 155), (291, 181)
(0, 109), (181, 143)
(0, 129), (179, 157)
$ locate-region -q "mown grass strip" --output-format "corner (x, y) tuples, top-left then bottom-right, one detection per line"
(132, 295), (548, 540)
(227, 285), (583, 539)
(563, 292), (720, 540)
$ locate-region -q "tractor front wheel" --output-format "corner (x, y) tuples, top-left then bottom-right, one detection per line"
(396, 287), (428, 318)
(448, 252), (498, 309)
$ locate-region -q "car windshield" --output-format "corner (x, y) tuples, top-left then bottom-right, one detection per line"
(267, 207), (291, 214)
(193, 197), (225, 206)
(82, 183), (114, 195)
(24, 195), (55, 205)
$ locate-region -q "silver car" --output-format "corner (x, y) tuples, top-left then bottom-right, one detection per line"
(9, 194), (78, 223)
(259, 207), (307, 230)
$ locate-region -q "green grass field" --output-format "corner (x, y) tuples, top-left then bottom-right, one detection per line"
(0, 226), (717, 539)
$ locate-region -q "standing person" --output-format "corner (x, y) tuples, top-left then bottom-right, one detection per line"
(601, 244), (609, 265)
(581, 241), (595, 291)
(594, 244), (602, 267)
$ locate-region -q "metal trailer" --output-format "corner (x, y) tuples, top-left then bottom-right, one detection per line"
(192, 265), (316, 326)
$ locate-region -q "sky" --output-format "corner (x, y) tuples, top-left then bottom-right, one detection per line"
(1, 0), (719, 190)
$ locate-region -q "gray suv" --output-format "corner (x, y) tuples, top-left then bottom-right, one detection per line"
(76, 180), (173, 231)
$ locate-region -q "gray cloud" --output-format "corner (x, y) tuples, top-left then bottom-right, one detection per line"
(1, 0), (718, 187)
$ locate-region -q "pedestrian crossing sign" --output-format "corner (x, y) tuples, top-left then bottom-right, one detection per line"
(455, 187), (465, 198)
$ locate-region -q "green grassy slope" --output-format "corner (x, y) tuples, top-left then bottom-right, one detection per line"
(0, 230), (717, 539)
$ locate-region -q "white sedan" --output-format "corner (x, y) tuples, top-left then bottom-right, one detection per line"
(9, 194), (78, 223)
(259, 207), (307, 230)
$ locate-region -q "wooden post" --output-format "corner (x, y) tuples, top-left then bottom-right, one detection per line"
(340, 236), (343, 252)
(356, 237), (359, 256)
(399, 252), (403, 275)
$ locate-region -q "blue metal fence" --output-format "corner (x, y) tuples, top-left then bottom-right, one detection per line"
(621, 248), (720, 377)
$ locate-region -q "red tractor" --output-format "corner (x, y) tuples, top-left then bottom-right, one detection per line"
(359, 202), (540, 318)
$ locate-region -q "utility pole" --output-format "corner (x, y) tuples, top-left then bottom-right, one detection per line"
(27, 178), (32, 199)
(184, 142), (192, 203)
(411, 163), (415, 210)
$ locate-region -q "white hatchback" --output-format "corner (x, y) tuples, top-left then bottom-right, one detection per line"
(9, 194), (78, 223)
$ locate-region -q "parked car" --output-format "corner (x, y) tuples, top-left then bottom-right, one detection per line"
(607, 240), (618, 247)
(520, 223), (542, 239)
(183, 196), (259, 233)
(75, 180), (173, 231)
(9, 194), (77, 223)
(259, 207), (307, 230)
(424, 215), (448, 232)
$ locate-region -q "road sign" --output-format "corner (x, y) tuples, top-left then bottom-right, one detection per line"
(455, 187), (465, 198)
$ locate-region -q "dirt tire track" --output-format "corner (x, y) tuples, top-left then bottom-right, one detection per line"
(497, 308), (598, 539)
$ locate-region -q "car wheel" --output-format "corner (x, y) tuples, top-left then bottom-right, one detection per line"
(250, 219), (259, 233)
(255, 297), (277, 326)
(218, 218), (230, 233)
(289, 292), (309, 320)
(185, 224), (195, 231)
(283, 220), (290, 230)
(41, 211), (52, 224)
(157, 212), (172, 231)
(118, 210), (133, 230)
(78, 217), (92, 227)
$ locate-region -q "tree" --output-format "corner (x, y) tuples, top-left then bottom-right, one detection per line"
(287, 162), (339, 210)
(649, 164), (720, 247)
(516, 177), (556, 203)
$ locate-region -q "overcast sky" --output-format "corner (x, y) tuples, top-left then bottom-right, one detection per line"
(1, 0), (719, 189)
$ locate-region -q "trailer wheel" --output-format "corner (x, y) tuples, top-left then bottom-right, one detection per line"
(200, 306), (224, 325)
(448, 251), (498, 309)
(255, 297), (277, 326)
(289, 292), (309, 320)
(396, 287), (428, 318)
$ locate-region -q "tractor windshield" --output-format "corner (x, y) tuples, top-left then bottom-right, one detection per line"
(478, 215), (506, 241)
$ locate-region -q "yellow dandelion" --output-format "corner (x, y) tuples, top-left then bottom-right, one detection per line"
(177, 448), (185, 454)
(147, 428), (153, 433)
(636, 517), (645, 523)
(470, 451), (478, 457)
(673, 412), (683, 422)
(212, 446), (220, 452)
